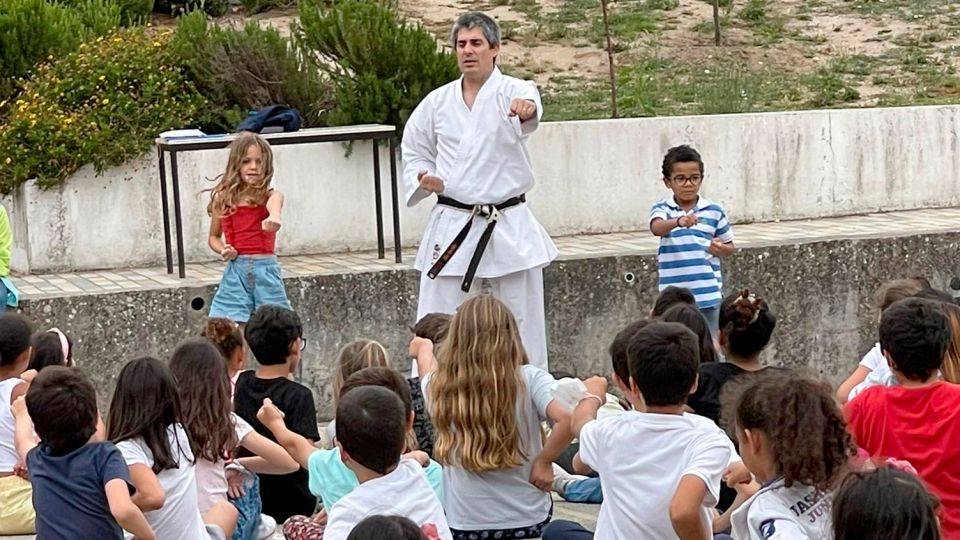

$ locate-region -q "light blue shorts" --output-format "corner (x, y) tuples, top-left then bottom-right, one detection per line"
(209, 255), (291, 323)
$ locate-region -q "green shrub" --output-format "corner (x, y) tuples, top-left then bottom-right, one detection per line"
(0, 0), (121, 99)
(296, 0), (460, 134)
(172, 10), (330, 130)
(153, 0), (228, 17)
(0, 27), (207, 193)
(241, 0), (295, 15)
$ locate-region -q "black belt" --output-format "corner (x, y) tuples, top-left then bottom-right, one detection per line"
(427, 194), (526, 292)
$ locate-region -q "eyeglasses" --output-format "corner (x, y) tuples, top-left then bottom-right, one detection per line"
(299, 337), (307, 351)
(671, 175), (703, 186)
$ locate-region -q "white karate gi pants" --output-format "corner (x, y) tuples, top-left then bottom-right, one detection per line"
(416, 267), (549, 371)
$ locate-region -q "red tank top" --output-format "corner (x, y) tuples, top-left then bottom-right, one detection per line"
(221, 205), (276, 255)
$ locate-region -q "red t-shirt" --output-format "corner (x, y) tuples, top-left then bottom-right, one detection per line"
(845, 382), (960, 538)
(221, 205), (275, 255)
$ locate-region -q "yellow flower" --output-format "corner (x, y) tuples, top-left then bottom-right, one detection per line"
(0, 100), (6, 108)
(153, 41), (161, 47)
(102, 98), (109, 105)
(89, 122), (97, 128)
(99, 75), (106, 81)
(47, 55), (53, 61)
(96, 36), (104, 43)
(113, 37), (122, 43)
(29, 120), (36, 127)
(4, 158), (10, 165)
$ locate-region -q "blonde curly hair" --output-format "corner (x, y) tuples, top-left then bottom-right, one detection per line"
(206, 131), (274, 218)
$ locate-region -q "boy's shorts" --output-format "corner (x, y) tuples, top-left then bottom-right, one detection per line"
(209, 255), (291, 324)
(0, 475), (35, 534)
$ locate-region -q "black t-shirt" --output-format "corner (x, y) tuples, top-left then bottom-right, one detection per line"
(234, 371), (321, 521)
(688, 363), (786, 426)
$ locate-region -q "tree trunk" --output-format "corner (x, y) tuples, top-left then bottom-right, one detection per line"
(600, 0), (618, 118)
(713, 0), (721, 45)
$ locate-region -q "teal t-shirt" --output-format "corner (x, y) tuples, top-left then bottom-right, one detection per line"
(307, 448), (443, 507)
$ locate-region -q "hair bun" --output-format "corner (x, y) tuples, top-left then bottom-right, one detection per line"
(732, 289), (765, 327)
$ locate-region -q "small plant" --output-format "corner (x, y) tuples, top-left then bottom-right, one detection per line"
(0, 0), (121, 99)
(0, 28), (207, 193)
(808, 69), (860, 107)
(295, 0), (459, 134)
(240, 0), (295, 14)
(644, 0), (678, 10)
(153, 0), (229, 17)
(172, 11), (330, 130)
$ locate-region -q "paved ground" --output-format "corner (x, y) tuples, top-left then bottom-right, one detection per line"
(15, 207), (960, 299)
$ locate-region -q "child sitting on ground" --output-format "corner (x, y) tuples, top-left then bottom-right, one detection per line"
(660, 303), (718, 364)
(845, 297), (960, 538)
(0, 312), (35, 535)
(13, 367), (154, 539)
(650, 286), (696, 318)
(544, 321), (733, 540)
(832, 466), (941, 540)
(324, 339), (391, 445)
(108, 357), (238, 539)
(170, 338), (299, 540)
(836, 278), (926, 403)
(263, 384), (450, 540)
(28, 328), (74, 371)
(259, 366), (442, 540)
(688, 289), (780, 425)
(201, 318), (246, 397)
(414, 295), (573, 539)
(724, 373), (853, 539)
(232, 305), (319, 523)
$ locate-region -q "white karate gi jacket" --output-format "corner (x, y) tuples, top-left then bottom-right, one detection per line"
(401, 67), (557, 279)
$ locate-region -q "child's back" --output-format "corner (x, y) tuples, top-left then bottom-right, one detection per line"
(580, 410), (730, 539)
(322, 385), (450, 540)
(234, 370), (319, 520)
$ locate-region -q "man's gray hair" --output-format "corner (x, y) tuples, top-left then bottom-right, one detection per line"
(450, 12), (501, 49)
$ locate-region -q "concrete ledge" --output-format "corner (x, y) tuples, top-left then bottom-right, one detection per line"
(17, 229), (960, 417)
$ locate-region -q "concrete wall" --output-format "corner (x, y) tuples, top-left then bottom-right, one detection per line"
(18, 231), (960, 417)
(10, 104), (960, 273)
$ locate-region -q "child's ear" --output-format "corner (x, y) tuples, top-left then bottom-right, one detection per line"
(689, 373), (699, 396)
(337, 441), (351, 465)
(628, 375), (642, 399)
(718, 330), (728, 348)
(612, 373), (629, 393)
(884, 350), (898, 372)
(743, 428), (763, 456)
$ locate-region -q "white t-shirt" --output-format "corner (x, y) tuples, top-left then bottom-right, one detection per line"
(116, 424), (208, 540)
(195, 413), (255, 512)
(849, 343), (897, 401)
(0, 377), (24, 472)
(579, 411), (732, 540)
(730, 477), (833, 540)
(324, 459), (452, 540)
(422, 364), (554, 530)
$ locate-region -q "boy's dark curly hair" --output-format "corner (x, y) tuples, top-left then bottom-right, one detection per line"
(730, 372), (854, 491)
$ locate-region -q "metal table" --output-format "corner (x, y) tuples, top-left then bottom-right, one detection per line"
(155, 125), (401, 278)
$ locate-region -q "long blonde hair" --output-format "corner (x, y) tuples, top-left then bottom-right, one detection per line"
(942, 304), (960, 384)
(332, 339), (390, 404)
(429, 295), (528, 472)
(206, 132), (275, 218)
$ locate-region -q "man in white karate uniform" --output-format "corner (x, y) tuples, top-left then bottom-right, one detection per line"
(402, 12), (556, 370)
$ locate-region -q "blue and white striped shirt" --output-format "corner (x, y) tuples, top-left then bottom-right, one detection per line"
(649, 196), (735, 309)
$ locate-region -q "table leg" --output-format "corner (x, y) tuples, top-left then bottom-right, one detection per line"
(389, 137), (402, 263)
(158, 146), (173, 274)
(170, 151), (187, 279)
(373, 139), (385, 259)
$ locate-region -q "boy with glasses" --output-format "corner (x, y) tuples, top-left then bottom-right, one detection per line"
(649, 145), (736, 336)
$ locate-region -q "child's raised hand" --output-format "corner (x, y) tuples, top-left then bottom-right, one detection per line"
(408, 336), (433, 359)
(220, 244), (238, 261)
(402, 450), (430, 467)
(256, 398), (285, 426)
(529, 457), (554, 492)
(19, 369), (37, 383)
(724, 462), (753, 487)
(11, 395), (27, 418)
(582, 375), (608, 399)
(678, 214), (699, 228)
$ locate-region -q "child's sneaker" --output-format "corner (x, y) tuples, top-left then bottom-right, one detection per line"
(551, 463), (588, 496)
(255, 514), (277, 540)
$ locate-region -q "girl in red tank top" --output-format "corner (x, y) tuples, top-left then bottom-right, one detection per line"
(205, 132), (291, 324)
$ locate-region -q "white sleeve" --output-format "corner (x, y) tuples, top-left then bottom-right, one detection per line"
(401, 96), (439, 208)
(576, 417), (608, 473)
(115, 439), (152, 468)
(682, 433), (731, 506)
(232, 413), (255, 442)
(649, 201), (669, 225)
(511, 79), (543, 136)
(858, 344), (883, 371)
(523, 365), (555, 420)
